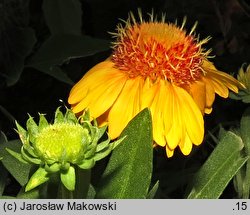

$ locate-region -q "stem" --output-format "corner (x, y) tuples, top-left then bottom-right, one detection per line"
(42, 173), (60, 198)
(58, 183), (74, 199)
(243, 140), (250, 198)
(73, 167), (91, 199)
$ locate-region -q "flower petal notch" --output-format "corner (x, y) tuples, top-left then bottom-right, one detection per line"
(11, 107), (124, 192)
(68, 10), (244, 157)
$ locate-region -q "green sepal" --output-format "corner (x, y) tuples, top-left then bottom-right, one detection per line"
(65, 108), (78, 123)
(25, 167), (50, 192)
(5, 148), (29, 164)
(94, 147), (112, 162)
(23, 144), (37, 158)
(84, 143), (97, 159)
(96, 125), (107, 139)
(92, 136), (125, 161)
(96, 138), (110, 152)
(26, 115), (39, 144)
(60, 162), (70, 171)
(60, 166), (76, 191)
(78, 159), (95, 169)
(38, 114), (49, 131)
(92, 118), (98, 127)
(54, 107), (64, 123)
(15, 121), (28, 145)
(91, 127), (103, 146)
(45, 162), (60, 173)
(111, 136), (126, 149)
(21, 147), (41, 165)
(81, 109), (90, 121)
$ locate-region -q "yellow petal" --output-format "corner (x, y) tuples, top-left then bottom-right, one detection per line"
(164, 84), (183, 150)
(207, 68), (244, 91)
(203, 77), (215, 110)
(141, 78), (157, 109)
(166, 145), (174, 158)
(108, 77), (143, 139)
(173, 85), (204, 146)
(208, 77), (229, 98)
(162, 82), (173, 135)
(68, 61), (120, 105)
(179, 133), (193, 155)
(205, 107), (213, 114)
(202, 60), (245, 93)
(149, 80), (167, 147)
(189, 81), (206, 114)
(72, 70), (127, 116)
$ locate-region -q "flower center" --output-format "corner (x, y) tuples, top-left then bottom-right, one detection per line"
(112, 20), (208, 86)
(35, 123), (90, 163)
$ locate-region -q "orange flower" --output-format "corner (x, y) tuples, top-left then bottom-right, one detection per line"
(68, 12), (244, 157)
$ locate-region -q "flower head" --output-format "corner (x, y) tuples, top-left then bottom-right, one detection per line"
(12, 107), (123, 191)
(230, 64), (250, 103)
(237, 64), (250, 91)
(68, 12), (244, 157)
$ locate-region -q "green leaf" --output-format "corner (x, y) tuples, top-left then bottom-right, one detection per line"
(0, 163), (8, 196)
(0, 131), (8, 143)
(0, 140), (31, 186)
(0, 0), (36, 85)
(241, 107), (250, 154)
(27, 34), (110, 85)
(146, 180), (159, 199)
(17, 187), (40, 199)
(187, 131), (248, 199)
(0, 196), (16, 199)
(96, 108), (153, 199)
(240, 107), (250, 198)
(0, 132), (8, 196)
(60, 166), (76, 191)
(5, 148), (28, 164)
(43, 0), (82, 35)
(26, 167), (49, 192)
(86, 184), (96, 199)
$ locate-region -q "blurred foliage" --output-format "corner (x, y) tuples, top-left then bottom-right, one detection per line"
(0, 0), (250, 198)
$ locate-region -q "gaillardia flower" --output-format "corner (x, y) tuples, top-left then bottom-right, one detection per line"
(10, 108), (123, 191)
(237, 64), (250, 93)
(68, 12), (244, 157)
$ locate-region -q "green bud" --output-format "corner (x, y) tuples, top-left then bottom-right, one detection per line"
(11, 107), (125, 192)
(34, 123), (90, 163)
